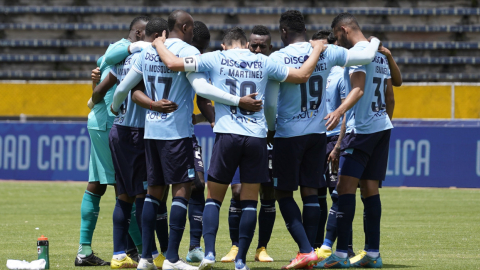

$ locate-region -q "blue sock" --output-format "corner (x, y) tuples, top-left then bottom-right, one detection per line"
(165, 197), (188, 263)
(189, 190), (205, 248)
(302, 195), (321, 248)
(257, 199), (276, 249)
(113, 199), (132, 254)
(126, 233), (136, 252)
(228, 199), (242, 247)
(235, 200), (258, 264)
(135, 198), (145, 233)
(141, 194), (159, 259)
(364, 194), (381, 252)
(315, 189), (328, 249)
(202, 198), (221, 257)
(323, 190), (339, 248)
(361, 195), (368, 250)
(335, 194), (356, 253)
(156, 200), (169, 253)
(278, 197), (311, 253)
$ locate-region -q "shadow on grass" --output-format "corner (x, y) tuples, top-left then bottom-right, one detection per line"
(206, 264), (417, 270)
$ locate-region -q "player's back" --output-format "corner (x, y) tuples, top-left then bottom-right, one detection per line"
(269, 42), (347, 138)
(200, 49), (288, 138)
(347, 41), (393, 134)
(134, 39), (200, 140)
(112, 52), (146, 128)
(325, 65), (346, 137)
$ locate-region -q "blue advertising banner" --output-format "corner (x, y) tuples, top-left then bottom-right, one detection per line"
(1, 121), (479, 188)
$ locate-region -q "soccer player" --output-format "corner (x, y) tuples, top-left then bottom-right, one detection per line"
(221, 25), (276, 263)
(263, 10), (381, 269)
(75, 16), (151, 267)
(153, 26), (327, 270)
(91, 18), (170, 269)
(319, 13), (395, 268)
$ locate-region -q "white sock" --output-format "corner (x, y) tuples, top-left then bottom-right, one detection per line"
(334, 251), (348, 259)
(366, 251), (379, 258)
(320, 245), (332, 250)
(152, 251), (159, 260)
(113, 253), (127, 260)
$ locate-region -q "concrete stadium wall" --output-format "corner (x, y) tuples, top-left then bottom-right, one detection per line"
(0, 81), (479, 119)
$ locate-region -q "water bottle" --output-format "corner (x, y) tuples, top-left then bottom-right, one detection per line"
(37, 235), (49, 269)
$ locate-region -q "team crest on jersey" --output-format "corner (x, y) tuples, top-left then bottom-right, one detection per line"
(326, 78), (331, 89)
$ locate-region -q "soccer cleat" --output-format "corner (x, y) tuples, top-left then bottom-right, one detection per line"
(198, 252), (215, 270)
(234, 259), (250, 270)
(111, 256), (138, 269)
(186, 247), (205, 263)
(137, 258), (157, 270)
(347, 249), (356, 259)
(314, 247), (332, 263)
(281, 251), (318, 269)
(126, 249), (140, 263)
(153, 253), (166, 269)
(255, 247), (274, 262)
(351, 254), (382, 268)
(162, 259), (198, 270)
(75, 252), (111, 266)
(349, 250), (367, 265)
(317, 254), (350, 268)
(220, 245), (238, 262)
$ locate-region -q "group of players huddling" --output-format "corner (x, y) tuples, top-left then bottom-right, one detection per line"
(75, 8), (402, 270)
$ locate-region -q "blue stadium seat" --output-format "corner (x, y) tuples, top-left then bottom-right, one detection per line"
(0, 70), (90, 79)
(0, 54), (101, 62)
(1, 6), (480, 15)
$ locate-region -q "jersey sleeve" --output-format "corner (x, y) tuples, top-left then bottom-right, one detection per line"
(104, 40), (131, 66)
(265, 58), (289, 82)
(132, 50), (145, 74)
(338, 75), (347, 99)
(179, 45), (201, 58)
(195, 51), (219, 73)
(349, 65), (366, 74)
(327, 45), (348, 67)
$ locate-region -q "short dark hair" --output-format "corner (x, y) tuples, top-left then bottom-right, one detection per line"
(222, 27), (247, 46)
(311, 30), (336, 44)
(129, 16), (150, 30)
(145, 18), (169, 37)
(331, 12), (360, 30)
(279, 10), (305, 34)
(251, 25), (271, 37)
(193, 21), (211, 43)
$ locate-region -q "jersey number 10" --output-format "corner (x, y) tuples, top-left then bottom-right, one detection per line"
(226, 79), (257, 115)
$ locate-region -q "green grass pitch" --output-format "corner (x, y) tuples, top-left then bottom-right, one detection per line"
(1, 181), (479, 269)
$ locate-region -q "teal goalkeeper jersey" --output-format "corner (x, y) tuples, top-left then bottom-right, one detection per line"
(87, 38), (131, 130)
(194, 49), (289, 138)
(269, 42), (348, 138)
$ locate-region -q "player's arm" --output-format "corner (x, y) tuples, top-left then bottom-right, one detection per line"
(104, 41), (150, 66)
(385, 78), (395, 120)
(264, 80), (280, 147)
(88, 67), (101, 109)
(130, 82), (179, 113)
(111, 69), (143, 113)
(197, 95), (215, 128)
(283, 39), (327, 84)
(343, 38), (381, 67)
(325, 71), (365, 131)
(92, 72), (117, 104)
(152, 32), (186, 72)
(328, 99), (346, 173)
(379, 46), (402, 87)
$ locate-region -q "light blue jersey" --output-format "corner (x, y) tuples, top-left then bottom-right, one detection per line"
(269, 42), (348, 138)
(326, 66), (346, 137)
(195, 49), (289, 138)
(110, 52), (146, 128)
(345, 41), (393, 134)
(132, 39), (200, 140)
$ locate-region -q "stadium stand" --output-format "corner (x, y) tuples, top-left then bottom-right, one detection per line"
(0, 1), (479, 81)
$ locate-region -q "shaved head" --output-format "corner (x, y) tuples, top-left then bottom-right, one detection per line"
(167, 10), (194, 44)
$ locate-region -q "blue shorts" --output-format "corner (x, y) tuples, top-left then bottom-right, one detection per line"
(207, 133), (268, 185)
(145, 138), (195, 186)
(273, 133), (327, 191)
(339, 129), (391, 181)
(192, 135), (204, 172)
(109, 125), (147, 197)
(231, 149), (273, 186)
(325, 135), (339, 188)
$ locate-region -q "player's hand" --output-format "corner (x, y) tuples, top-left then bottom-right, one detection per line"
(152, 31), (167, 48)
(239, 93), (262, 112)
(309, 39), (328, 53)
(152, 99), (178, 113)
(91, 67), (101, 85)
(267, 130), (275, 147)
(110, 104), (119, 116)
(210, 122), (215, 128)
(328, 147), (341, 173)
(368, 36), (383, 48)
(378, 46), (392, 57)
(87, 97), (94, 109)
(324, 111), (341, 131)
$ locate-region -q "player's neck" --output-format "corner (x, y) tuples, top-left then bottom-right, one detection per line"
(285, 36), (305, 46)
(349, 32), (368, 47)
(168, 31), (183, 41)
